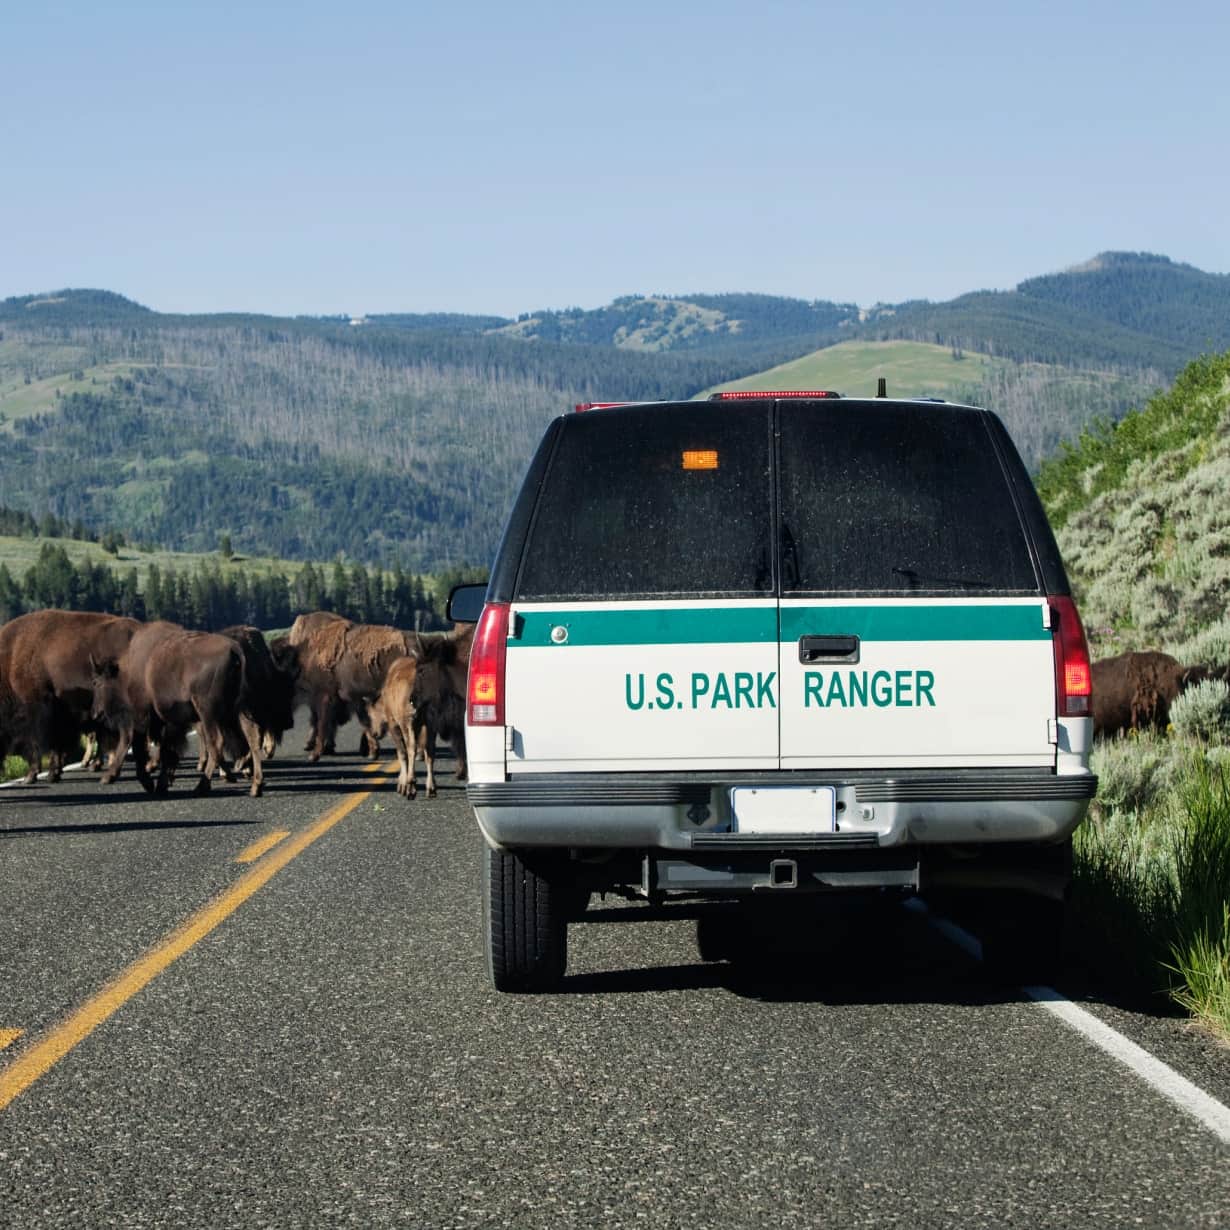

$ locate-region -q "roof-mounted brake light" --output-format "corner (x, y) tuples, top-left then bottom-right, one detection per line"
(708, 390), (842, 401)
(574, 401), (641, 412)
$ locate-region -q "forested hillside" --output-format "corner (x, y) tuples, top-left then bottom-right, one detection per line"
(0, 299), (803, 570)
(2, 252), (1223, 572)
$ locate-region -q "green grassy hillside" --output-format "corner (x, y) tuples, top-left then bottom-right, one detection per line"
(1038, 351), (1230, 1038)
(704, 340), (1162, 472)
(705, 339), (999, 399)
(1038, 350), (1230, 663)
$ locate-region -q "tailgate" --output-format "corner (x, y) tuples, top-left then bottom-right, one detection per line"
(504, 600), (779, 772)
(778, 598), (1056, 768)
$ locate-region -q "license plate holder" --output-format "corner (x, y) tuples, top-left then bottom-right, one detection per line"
(729, 786), (837, 834)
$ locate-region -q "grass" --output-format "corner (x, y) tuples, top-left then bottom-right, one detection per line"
(1073, 735), (1230, 1038)
(702, 340), (997, 400)
(0, 361), (144, 425)
(0, 533), (313, 585)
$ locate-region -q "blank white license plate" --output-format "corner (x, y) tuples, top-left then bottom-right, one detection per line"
(729, 786), (836, 834)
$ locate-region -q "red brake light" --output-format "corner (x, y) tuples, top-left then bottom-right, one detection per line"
(574, 401), (637, 412)
(708, 390), (841, 400)
(1050, 595), (1092, 718)
(467, 602), (509, 726)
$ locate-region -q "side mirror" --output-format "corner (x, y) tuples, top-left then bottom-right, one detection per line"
(447, 582), (488, 624)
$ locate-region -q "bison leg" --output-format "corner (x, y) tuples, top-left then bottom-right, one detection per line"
(45, 748), (64, 784)
(453, 729), (468, 784)
(192, 721), (225, 795)
(307, 696), (332, 763)
(419, 725), (438, 799)
(389, 719), (413, 798)
(100, 719), (134, 785)
(239, 714), (263, 797)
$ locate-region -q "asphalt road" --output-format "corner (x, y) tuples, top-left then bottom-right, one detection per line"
(2, 720), (1229, 1228)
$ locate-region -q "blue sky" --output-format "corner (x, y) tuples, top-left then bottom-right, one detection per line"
(3, 0), (1227, 317)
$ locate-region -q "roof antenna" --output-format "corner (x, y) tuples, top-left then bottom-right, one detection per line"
(876, 377), (887, 398)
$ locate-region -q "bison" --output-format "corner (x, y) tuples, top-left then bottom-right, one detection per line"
(289, 613), (423, 761)
(92, 627), (265, 796)
(377, 624), (472, 799)
(1091, 650), (1222, 737)
(287, 611), (353, 761)
(0, 609), (140, 784)
(221, 625), (297, 763)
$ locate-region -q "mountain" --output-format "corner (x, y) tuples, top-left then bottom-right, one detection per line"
(1, 252), (1225, 573)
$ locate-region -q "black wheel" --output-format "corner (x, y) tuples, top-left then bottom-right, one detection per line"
(696, 911), (739, 962)
(979, 893), (1066, 984)
(484, 847), (567, 992)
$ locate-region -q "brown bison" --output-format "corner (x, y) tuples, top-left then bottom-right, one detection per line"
(289, 612), (422, 761)
(379, 656), (420, 797)
(0, 609), (140, 783)
(333, 623), (419, 757)
(92, 627), (265, 796)
(409, 625), (472, 798)
(377, 624), (472, 799)
(1092, 650), (1222, 737)
(221, 625), (298, 762)
(287, 611), (352, 761)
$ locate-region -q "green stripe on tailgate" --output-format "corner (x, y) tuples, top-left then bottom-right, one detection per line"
(514, 607), (777, 647)
(781, 603), (1048, 641)
(512, 603), (1048, 646)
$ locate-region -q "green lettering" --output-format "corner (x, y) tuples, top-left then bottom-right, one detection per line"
(872, 670), (893, 707)
(804, 671), (824, 708)
(917, 670), (935, 707)
(825, 672), (847, 707)
(757, 672), (777, 708)
(625, 673), (645, 710)
(655, 673), (675, 708)
(712, 672), (733, 708)
(734, 672), (754, 708)
(896, 669), (913, 707)
(691, 673), (710, 707)
(848, 671), (868, 706)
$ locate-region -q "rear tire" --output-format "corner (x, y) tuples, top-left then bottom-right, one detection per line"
(696, 910), (739, 962)
(485, 848), (567, 992)
(979, 893), (1066, 984)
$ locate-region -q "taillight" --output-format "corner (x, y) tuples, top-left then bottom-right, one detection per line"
(1050, 595), (1092, 717)
(467, 602), (509, 726)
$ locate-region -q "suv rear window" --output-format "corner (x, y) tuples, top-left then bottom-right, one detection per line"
(778, 401), (1038, 595)
(516, 404), (773, 599)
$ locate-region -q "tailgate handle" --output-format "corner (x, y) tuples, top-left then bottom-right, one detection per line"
(798, 635), (860, 664)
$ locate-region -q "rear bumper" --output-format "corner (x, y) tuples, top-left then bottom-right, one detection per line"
(468, 768), (1096, 853)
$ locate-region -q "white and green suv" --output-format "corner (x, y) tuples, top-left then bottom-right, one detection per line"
(452, 392), (1096, 991)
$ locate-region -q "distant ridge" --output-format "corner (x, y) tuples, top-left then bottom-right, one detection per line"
(1, 252), (1223, 572)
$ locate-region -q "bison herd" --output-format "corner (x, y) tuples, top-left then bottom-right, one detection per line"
(3, 605), (1227, 800)
(0, 608), (472, 798)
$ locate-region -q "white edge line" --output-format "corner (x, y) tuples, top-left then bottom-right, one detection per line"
(1023, 985), (1230, 1145)
(918, 901), (1230, 1146)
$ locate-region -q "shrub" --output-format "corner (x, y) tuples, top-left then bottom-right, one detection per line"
(1090, 734), (1170, 817)
(1169, 679), (1230, 743)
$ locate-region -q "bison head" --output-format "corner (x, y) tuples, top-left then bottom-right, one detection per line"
(88, 656), (126, 727)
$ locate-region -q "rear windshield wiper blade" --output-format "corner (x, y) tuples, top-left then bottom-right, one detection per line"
(892, 566), (993, 589)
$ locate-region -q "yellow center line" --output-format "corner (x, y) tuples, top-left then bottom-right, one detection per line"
(234, 830), (292, 864)
(0, 1030), (23, 1051)
(0, 774), (391, 1112)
